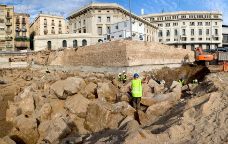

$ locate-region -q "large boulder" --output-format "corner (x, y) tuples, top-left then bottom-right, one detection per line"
(6, 102), (21, 122)
(0, 136), (16, 144)
(82, 82), (97, 99)
(43, 117), (71, 143)
(12, 115), (39, 144)
(146, 101), (173, 118)
(85, 100), (124, 132)
(112, 101), (136, 117)
(97, 82), (118, 102)
(50, 77), (86, 99)
(39, 103), (52, 122)
(65, 94), (90, 118)
(141, 96), (157, 106)
(18, 96), (35, 116)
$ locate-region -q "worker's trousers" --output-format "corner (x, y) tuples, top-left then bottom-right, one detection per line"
(132, 97), (141, 110)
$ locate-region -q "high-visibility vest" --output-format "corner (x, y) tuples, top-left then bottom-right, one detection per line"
(178, 79), (185, 86)
(131, 79), (142, 97)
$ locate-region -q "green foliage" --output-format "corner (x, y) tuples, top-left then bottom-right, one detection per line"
(15, 37), (30, 42)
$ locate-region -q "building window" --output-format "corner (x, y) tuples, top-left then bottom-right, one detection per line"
(83, 28), (86, 33)
(165, 23), (170, 27)
(190, 22), (195, 26)
(107, 26), (111, 34)
(191, 44), (195, 51)
(83, 19), (86, 25)
(16, 32), (19, 37)
(215, 22), (218, 25)
(191, 29), (194, 36)
(79, 21), (81, 27)
(97, 27), (102, 35)
(174, 29), (178, 36)
(107, 17), (110, 22)
(215, 29), (218, 35)
(199, 29), (202, 36)
(62, 40), (67, 47)
(74, 23), (77, 28)
(166, 30), (170, 36)
(206, 44), (210, 50)
(198, 22), (203, 26)
(198, 38), (202, 41)
(205, 22), (210, 26)
(98, 16), (101, 22)
(182, 37), (187, 41)
(73, 40), (77, 48)
(47, 41), (51, 50)
(44, 19), (47, 25)
(115, 24), (119, 29)
(206, 29), (210, 35)
(182, 29), (186, 36)
(183, 22), (185, 25)
(182, 45), (186, 49)
(59, 21), (62, 27)
(173, 22), (178, 26)
(82, 39), (87, 46)
(158, 30), (163, 37)
(51, 20), (55, 26)
(98, 39), (103, 43)
(191, 38), (195, 41)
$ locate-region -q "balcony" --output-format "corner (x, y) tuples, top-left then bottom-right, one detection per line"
(15, 41), (29, 48)
(6, 15), (12, 19)
(22, 20), (26, 25)
(5, 36), (13, 41)
(16, 20), (20, 24)
(6, 29), (12, 34)
(5, 22), (12, 26)
(15, 27), (21, 32)
(21, 28), (27, 32)
(51, 30), (55, 34)
(44, 29), (48, 35)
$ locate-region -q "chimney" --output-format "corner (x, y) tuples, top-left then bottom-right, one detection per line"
(141, 9), (144, 15)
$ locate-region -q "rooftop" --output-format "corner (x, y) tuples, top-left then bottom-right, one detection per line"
(141, 11), (222, 17)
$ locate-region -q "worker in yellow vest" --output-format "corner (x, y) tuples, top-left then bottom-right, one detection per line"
(131, 73), (142, 110)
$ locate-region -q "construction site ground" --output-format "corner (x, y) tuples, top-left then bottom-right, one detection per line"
(0, 65), (227, 144)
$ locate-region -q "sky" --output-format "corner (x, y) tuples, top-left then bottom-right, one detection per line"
(1, 0), (228, 24)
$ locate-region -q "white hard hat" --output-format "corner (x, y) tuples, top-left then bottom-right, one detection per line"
(123, 70), (126, 73)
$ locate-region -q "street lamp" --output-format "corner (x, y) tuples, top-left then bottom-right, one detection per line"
(129, 0), (132, 40)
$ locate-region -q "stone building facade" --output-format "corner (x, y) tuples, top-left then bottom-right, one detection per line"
(222, 25), (228, 47)
(34, 33), (103, 51)
(67, 3), (157, 42)
(0, 5), (14, 51)
(141, 11), (223, 50)
(104, 20), (147, 41)
(14, 13), (30, 50)
(30, 14), (66, 36)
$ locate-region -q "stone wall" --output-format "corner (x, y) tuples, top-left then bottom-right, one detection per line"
(47, 40), (194, 67)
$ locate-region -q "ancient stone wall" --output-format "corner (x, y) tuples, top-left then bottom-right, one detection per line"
(47, 40), (194, 67)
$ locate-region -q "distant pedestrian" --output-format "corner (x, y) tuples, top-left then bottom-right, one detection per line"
(131, 73), (142, 110)
(118, 71), (127, 84)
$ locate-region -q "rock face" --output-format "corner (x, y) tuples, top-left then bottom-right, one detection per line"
(65, 94), (90, 118)
(42, 117), (71, 143)
(12, 115), (39, 144)
(85, 100), (124, 132)
(50, 77), (86, 99)
(97, 82), (118, 102)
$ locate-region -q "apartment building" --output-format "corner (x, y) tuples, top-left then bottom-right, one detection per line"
(141, 11), (222, 50)
(30, 13), (66, 36)
(14, 13), (30, 50)
(67, 3), (157, 42)
(0, 5), (14, 51)
(104, 20), (147, 41)
(222, 25), (228, 47)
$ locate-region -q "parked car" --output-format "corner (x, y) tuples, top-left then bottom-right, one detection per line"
(216, 47), (228, 52)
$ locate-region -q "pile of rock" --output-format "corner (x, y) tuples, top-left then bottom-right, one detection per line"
(3, 72), (183, 144)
